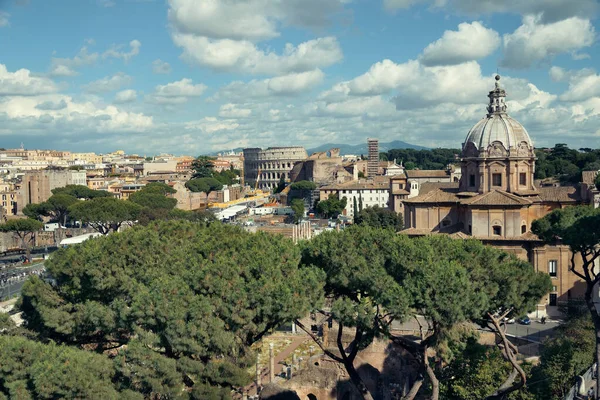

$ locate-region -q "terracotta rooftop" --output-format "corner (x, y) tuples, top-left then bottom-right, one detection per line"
(405, 170), (450, 178)
(403, 187), (461, 204)
(321, 180), (389, 190)
(460, 190), (532, 206)
(537, 185), (581, 203)
(419, 182), (459, 195)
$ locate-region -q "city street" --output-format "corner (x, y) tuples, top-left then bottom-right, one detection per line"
(391, 315), (560, 343)
(0, 263), (45, 301)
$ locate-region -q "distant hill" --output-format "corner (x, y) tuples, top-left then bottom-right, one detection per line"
(208, 140), (427, 157)
(307, 140), (428, 156)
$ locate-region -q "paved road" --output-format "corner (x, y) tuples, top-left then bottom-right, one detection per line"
(391, 315), (560, 342)
(0, 263), (45, 301)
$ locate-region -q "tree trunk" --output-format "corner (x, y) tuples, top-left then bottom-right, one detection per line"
(423, 345), (439, 400)
(343, 360), (375, 400)
(583, 279), (600, 400)
(335, 323), (375, 400)
(402, 376), (423, 400)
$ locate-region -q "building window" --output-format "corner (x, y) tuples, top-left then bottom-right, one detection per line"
(469, 174), (475, 187)
(549, 293), (557, 306)
(492, 225), (502, 236)
(519, 172), (527, 186)
(492, 173), (502, 186)
(548, 260), (557, 277)
(521, 224), (527, 234)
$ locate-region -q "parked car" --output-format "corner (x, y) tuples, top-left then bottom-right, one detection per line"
(504, 317), (515, 324)
(518, 317), (531, 325)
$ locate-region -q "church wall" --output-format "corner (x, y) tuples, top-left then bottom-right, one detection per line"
(413, 205), (456, 231)
(469, 208), (527, 238)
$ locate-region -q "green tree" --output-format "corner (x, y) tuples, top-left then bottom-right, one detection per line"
(19, 220), (324, 398)
(52, 185), (112, 199)
(68, 197), (142, 235)
(22, 202), (49, 221)
(529, 313), (594, 399)
(532, 206), (600, 397)
(301, 228), (550, 400)
(316, 194), (347, 218)
(213, 168), (240, 185)
(0, 336), (140, 399)
(299, 226), (409, 400)
(0, 218), (43, 261)
(45, 194), (78, 225)
(289, 181), (317, 191)
(358, 171), (366, 179)
(353, 196), (358, 216)
(128, 184), (177, 210)
(290, 199), (304, 223)
(274, 175), (286, 194)
(191, 156), (216, 178)
(441, 338), (534, 400)
(185, 177), (223, 195)
(354, 205), (403, 231)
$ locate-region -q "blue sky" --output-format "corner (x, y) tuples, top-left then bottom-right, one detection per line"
(0, 0), (599, 155)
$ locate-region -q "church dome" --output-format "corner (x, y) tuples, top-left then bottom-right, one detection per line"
(462, 75), (534, 158)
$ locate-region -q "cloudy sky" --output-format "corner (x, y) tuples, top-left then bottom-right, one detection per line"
(0, 0), (599, 155)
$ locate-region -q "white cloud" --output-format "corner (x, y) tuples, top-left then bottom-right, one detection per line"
(0, 94), (152, 133)
(168, 0), (349, 42)
(219, 103), (252, 118)
(35, 99), (68, 111)
(103, 40), (141, 63)
(114, 89), (137, 104)
(152, 59), (171, 74)
(172, 34), (342, 75)
(558, 70), (600, 102)
(82, 73), (132, 93)
(0, 11), (9, 27)
(420, 21), (500, 66)
(383, 0), (425, 11)
(147, 78), (207, 104)
(501, 16), (595, 69)
(49, 65), (78, 77)
(319, 59), (492, 109)
(0, 64), (59, 96)
(383, 0), (599, 23)
(214, 69), (324, 102)
(184, 117), (240, 134)
(266, 69), (325, 94)
(49, 46), (99, 77)
(168, 0), (345, 76)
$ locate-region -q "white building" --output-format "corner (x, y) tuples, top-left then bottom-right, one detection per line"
(320, 180), (390, 219)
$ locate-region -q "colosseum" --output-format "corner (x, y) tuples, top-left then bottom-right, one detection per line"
(243, 147), (308, 190)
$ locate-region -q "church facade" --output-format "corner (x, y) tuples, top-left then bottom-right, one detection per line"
(402, 76), (585, 317)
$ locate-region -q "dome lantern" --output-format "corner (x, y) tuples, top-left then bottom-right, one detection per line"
(459, 76), (537, 195)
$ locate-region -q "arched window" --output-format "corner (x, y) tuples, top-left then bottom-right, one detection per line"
(307, 394), (318, 400)
(493, 225), (502, 236)
(521, 224), (527, 234)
